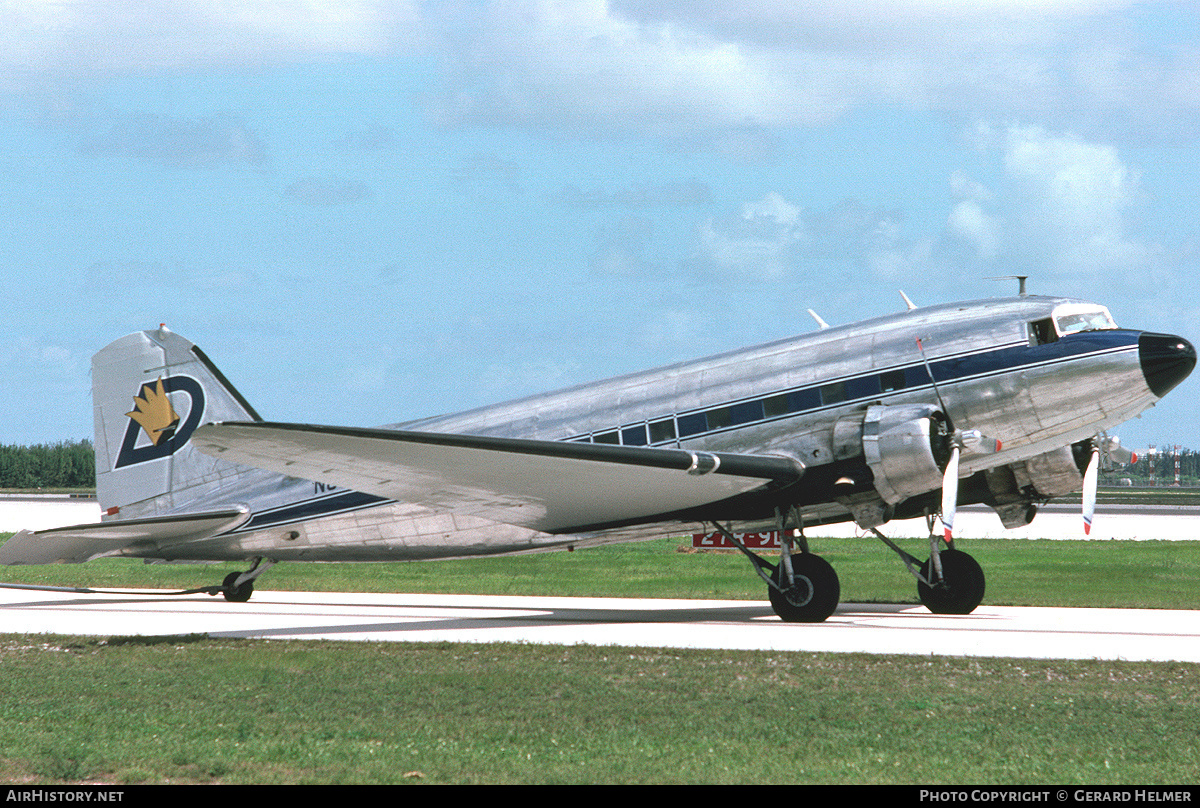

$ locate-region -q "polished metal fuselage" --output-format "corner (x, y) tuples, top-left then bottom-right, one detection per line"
(148, 295), (1163, 562)
(408, 295), (1146, 459)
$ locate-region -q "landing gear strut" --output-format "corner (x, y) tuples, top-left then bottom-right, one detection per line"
(872, 517), (985, 615)
(712, 508), (841, 623)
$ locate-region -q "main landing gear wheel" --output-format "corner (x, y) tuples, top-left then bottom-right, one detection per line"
(222, 571), (254, 603)
(768, 553), (840, 623)
(918, 549), (985, 615)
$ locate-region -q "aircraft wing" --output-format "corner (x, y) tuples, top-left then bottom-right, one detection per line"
(192, 422), (803, 533)
(0, 507), (251, 565)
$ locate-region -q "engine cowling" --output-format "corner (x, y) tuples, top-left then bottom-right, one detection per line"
(862, 403), (952, 505)
(997, 444), (1085, 501)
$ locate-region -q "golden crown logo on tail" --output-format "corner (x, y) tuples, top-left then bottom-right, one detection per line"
(126, 377), (180, 446)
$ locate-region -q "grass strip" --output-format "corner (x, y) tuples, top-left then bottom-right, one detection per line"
(1, 637), (1197, 785)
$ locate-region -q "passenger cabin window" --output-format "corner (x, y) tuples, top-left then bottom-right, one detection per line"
(880, 369), (906, 393)
(819, 381), (846, 405)
(649, 418), (676, 443)
(622, 424), (648, 446)
(677, 413), (707, 438)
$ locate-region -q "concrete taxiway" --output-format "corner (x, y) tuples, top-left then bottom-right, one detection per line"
(0, 495), (100, 532)
(2, 587), (1198, 663)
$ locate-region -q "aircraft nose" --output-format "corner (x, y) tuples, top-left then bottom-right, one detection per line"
(1139, 332), (1196, 397)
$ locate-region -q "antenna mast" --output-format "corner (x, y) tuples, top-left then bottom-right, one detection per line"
(985, 275), (1029, 297)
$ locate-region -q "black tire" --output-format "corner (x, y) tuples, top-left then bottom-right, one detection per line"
(768, 553), (840, 623)
(222, 571), (254, 603)
(918, 548), (985, 615)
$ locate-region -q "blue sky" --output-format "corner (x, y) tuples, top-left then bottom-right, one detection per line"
(1, 1), (1198, 451)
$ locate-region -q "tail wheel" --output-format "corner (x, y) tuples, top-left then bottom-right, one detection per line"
(918, 549), (985, 615)
(222, 571), (254, 603)
(768, 553), (840, 623)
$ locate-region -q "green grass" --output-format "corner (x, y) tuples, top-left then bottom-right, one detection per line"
(1, 638), (1197, 785)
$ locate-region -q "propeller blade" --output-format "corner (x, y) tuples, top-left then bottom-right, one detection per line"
(1082, 446), (1100, 536)
(941, 445), (960, 543)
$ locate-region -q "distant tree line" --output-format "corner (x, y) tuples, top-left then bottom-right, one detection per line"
(1103, 445), (1199, 487)
(0, 440), (95, 489)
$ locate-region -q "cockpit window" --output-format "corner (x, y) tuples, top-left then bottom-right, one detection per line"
(1052, 304), (1117, 336)
(1028, 318), (1056, 346)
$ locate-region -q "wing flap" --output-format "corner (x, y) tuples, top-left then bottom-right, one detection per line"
(193, 422), (803, 533)
(0, 508), (251, 565)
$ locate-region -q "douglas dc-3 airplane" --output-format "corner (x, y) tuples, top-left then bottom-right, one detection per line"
(0, 290), (1194, 622)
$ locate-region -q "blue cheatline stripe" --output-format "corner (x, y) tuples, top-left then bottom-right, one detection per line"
(571, 329), (1140, 445)
(234, 489), (393, 533)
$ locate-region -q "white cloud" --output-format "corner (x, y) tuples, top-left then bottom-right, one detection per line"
(947, 170), (1001, 260)
(1000, 124), (1153, 275)
(1, 1), (412, 74)
(697, 193), (928, 281)
(428, 0), (826, 133)
(4, 1), (1196, 143)
(948, 199), (1001, 261)
(423, 0), (1169, 136)
(741, 191), (800, 226)
(79, 112), (268, 167)
(698, 126), (1157, 286)
(698, 192), (805, 279)
(614, 1), (1132, 50)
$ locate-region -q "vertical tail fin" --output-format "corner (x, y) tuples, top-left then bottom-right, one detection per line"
(93, 326), (261, 516)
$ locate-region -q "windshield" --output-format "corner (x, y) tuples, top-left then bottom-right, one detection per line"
(1053, 305), (1117, 336)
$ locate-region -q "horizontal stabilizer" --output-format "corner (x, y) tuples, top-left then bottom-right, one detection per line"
(193, 422), (803, 533)
(0, 508), (251, 565)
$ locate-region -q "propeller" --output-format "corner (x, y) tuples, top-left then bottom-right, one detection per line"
(938, 430), (1002, 543)
(1082, 445), (1099, 536)
(941, 444), (960, 543)
(1082, 435), (1137, 537)
(917, 338), (1004, 544)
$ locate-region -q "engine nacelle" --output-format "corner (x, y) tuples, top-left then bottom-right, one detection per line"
(1013, 445), (1086, 500)
(862, 403), (952, 505)
(977, 445), (1087, 528)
